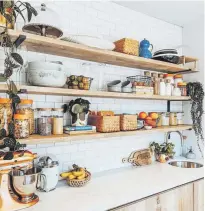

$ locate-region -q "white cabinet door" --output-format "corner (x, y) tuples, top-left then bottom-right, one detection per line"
(194, 179), (204, 211)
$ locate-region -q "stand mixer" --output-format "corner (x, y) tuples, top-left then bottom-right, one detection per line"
(0, 152), (41, 211)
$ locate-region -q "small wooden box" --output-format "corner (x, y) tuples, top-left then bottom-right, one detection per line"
(88, 115), (120, 133)
(120, 114), (137, 131)
(114, 38), (139, 56)
(132, 86), (154, 95)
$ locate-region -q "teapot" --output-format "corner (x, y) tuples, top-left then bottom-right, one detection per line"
(139, 38), (153, 59)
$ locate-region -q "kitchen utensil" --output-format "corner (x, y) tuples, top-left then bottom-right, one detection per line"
(153, 49), (178, 56)
(37, 155), (59, 192)
(27, 61), (66, 87)
(139, 38), (153, 58)
(61, 35), (115, 50)
(152, 53), (180, 64)
(122, 148), (152, 166)
(121, 81), (132, 93)
(107, 80), (121, 92)
(22, 3), (63, 38)
(0, 153), (40, 211)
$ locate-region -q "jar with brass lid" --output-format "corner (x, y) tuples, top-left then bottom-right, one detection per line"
(169, 112), (178, 126)
(174, 74), (183, 86)
(17, 99), (34, 134)
(14, 114), (29, 139)
(178, 82), (187, 96)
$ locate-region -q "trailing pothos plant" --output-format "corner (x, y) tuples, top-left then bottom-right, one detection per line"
(0, 1), (37, 159)
(187, 82), (204, 157)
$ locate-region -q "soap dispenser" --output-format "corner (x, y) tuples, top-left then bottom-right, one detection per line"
(185, 147), (196, 159)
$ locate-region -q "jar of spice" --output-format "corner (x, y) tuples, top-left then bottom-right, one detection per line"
(178, 82), (187, 96)
(52, 108), (64, 135)
(17, 99), (34, 135)
(162, 112), (170, 126)
(14, 114), (29, 139)
(37, 108), (52, 136)
(177, 112), (184, 125)
(172, 84), (181, 96)
(158, 74), (164, 79)
(169, 112), (178, 126)
(165, 79), (172, 96)
(174, 74), (183, 86)
(159, 79), (166, 96)
(0, 98), (12, 134)
(164, 74), (174, 84)
(154, 77), (160, 95)
(156, 112), (162, 127)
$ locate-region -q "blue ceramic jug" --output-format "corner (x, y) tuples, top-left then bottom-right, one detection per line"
(139, 38), (153, 59)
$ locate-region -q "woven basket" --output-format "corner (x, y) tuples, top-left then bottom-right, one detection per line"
(120, 114), (137, 131)
(88, 115), (120, 133)
(67, 170), (91, 187)
(114, 38), (139, 56)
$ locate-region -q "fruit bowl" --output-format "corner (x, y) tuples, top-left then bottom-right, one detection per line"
(67, 170), (91, 187)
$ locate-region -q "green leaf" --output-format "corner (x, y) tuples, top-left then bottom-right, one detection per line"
(26, 7), (32, 22)
(0, 74), (7, 82)
(11, 52), (23, 65)
(14, 5), (25, 22)
(10, 80), (18, 95)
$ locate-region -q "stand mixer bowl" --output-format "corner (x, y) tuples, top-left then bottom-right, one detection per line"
(9, 167), (42, 203)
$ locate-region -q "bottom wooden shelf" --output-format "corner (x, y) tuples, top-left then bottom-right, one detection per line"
(18, 125), (192, 145)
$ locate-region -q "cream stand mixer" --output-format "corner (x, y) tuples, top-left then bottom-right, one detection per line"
(0, 151), (41, 211)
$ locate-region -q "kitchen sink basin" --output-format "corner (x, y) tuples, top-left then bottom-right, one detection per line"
(168, 161), (203, 168)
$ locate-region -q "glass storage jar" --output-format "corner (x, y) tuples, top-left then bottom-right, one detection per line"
(0, 98), (12, 134)
(156, 112), (162, 127)
(52, 108), (64, 135)
(169, 112), (178, 126)
(178, 82), (187, 96)
(162, 112), (170, 126)
(164, 74), (174, 84)
(37, 108), (52, 136)
(174, 74), (183, 86)
(177, 112), (184, 125)
(17, 99), (34, 135)
(14, 114), (29, 139)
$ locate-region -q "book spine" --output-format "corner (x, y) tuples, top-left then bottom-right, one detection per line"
(64, 126), (95, 131)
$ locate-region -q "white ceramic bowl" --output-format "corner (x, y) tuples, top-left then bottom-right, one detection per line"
(28, 61), (66, 87)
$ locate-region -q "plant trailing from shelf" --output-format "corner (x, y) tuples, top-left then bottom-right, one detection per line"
(187, 82), (204, 157)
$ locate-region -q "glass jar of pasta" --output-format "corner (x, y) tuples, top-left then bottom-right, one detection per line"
(52, 108), (64, 135)
(14, 114), (29, 139)
(0, 98), (12, 134)
(17, 99), (34, 134)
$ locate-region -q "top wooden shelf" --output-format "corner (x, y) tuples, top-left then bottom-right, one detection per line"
(1, 29), (198, 74)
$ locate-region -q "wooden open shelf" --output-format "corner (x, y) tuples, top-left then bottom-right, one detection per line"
(0, 84), (190, 101)
(0, 29), (198, 74)
(18, 125), (192, 145)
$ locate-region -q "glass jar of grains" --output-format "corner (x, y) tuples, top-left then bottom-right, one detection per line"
(162, 112), (170, 126)
(52, 108), (64, 135)
(0, 98), (12, 133)
(37, 108), (52, 136)
(17, 99), (34, 135)
(169, 112), (178, 126)
(177, 112), (184, 125)
(14, 114), (29, 139)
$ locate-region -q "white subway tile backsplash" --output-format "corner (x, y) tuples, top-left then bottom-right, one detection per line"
(11, 1), (183, 174)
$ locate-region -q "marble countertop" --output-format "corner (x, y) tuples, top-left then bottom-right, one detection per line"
(26, 158), (204, 211)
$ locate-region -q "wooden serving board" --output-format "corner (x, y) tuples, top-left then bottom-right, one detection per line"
(122, 148), (152, 166)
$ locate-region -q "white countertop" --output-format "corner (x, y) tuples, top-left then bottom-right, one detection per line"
(26, 158), (204, 211)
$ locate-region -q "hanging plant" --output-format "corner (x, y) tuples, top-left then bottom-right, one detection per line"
(187, 82), (204, 157)
(0, 1), (37, 159)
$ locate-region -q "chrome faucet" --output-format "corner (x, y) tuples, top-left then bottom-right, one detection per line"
(165, 131), (184, 156)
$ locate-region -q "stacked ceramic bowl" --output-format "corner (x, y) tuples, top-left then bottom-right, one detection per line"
(152, 49), (179, 64)
(107, 80), (132, 93)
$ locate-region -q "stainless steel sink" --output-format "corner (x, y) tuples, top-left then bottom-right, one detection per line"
(168, 161), (203, 168)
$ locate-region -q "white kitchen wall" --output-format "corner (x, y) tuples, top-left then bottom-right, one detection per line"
(0, 1), (184, 173)
(182, 16), (204, 158)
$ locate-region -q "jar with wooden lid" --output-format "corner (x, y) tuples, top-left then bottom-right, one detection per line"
(17, 99), (34, 135)
(178, 82), (187, 96)
(158, 73), (164, 79)
(37, 108), (52, 136)
(52, 108), (64, 135)
(169, 112), (177, 126)
(174, 74), (183, 86)
(14, 114), (29, 139)
(0, 98), (12, 134)
(164, 74), (174, 84)
(153, 77), (160, 95)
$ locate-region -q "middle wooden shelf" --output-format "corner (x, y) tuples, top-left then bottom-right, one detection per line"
(0, 84), (190, 101)
(19, 125), (192, 145)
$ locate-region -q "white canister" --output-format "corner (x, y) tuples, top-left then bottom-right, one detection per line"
(159, 79), (166, 96)
(165, 79), (172, 96)
(162, 112), (170, 126)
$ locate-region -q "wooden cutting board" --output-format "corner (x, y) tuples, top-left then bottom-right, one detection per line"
(122, 148), (152, 166)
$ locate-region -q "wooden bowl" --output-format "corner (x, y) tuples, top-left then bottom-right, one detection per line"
(67, 170), (91, 187)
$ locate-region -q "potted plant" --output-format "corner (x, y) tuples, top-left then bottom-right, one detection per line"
(149, 141), (175, 163)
